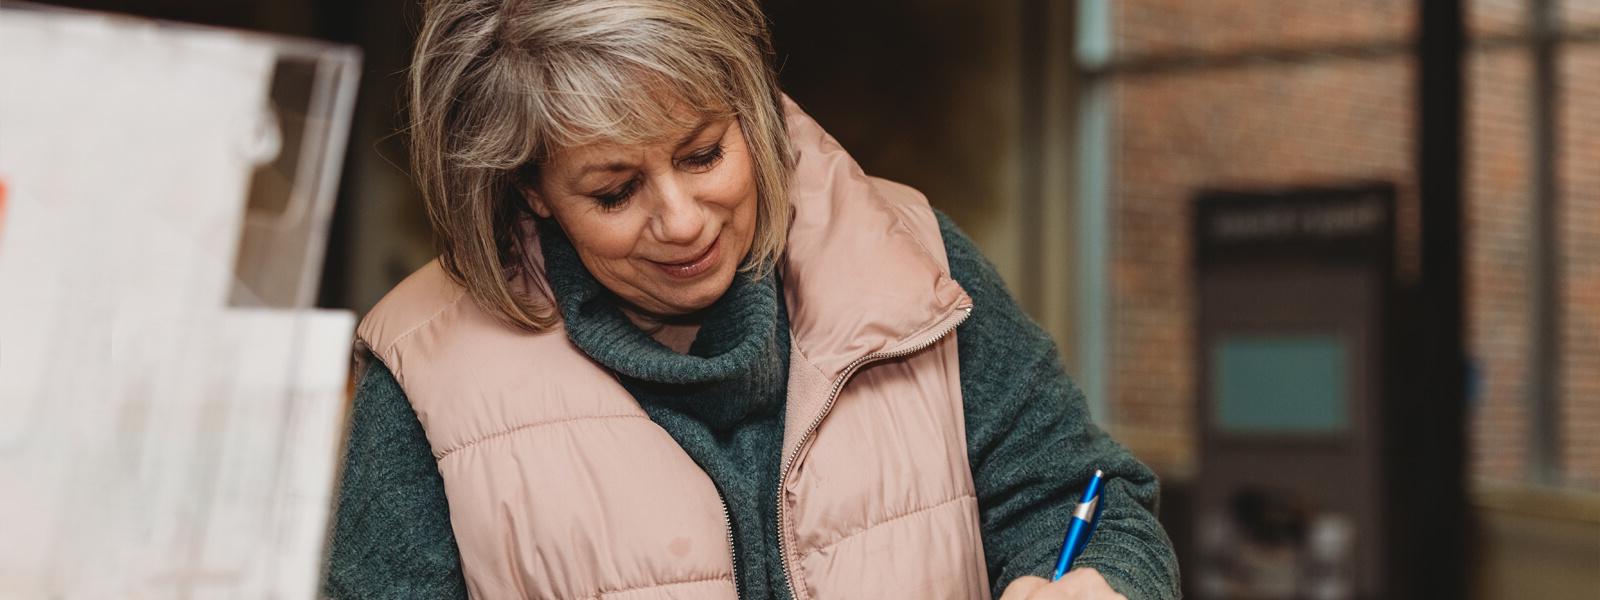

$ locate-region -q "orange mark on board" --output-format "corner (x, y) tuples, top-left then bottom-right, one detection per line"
(0, 176), (8, 236)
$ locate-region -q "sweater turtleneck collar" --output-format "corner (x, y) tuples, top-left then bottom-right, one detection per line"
(536, 218), (788, 428)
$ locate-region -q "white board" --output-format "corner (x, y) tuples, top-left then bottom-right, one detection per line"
(0, 8), (356, 599)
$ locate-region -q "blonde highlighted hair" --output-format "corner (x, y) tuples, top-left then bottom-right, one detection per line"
(409, 0), (793, 331)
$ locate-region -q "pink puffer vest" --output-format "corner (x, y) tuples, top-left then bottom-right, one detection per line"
(356, 100), (990, 599)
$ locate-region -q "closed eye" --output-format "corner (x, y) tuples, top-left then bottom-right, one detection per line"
(590, 177), (641, 210)
(676, 143), (724, 172)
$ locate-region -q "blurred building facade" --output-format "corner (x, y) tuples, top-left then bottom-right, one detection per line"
(1086, 1), (1598, 596)
(1091, 0), (1598, 492)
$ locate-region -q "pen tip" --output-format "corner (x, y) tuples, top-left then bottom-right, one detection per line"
(1094, 469), (1104, 478)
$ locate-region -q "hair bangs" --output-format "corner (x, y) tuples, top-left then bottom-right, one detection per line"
(528, 48), (738, 158)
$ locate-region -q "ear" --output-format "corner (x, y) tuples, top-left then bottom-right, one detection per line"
(516, 181), (552, 219)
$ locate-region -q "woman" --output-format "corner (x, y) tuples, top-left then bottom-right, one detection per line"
(326, 0), (1179, 598)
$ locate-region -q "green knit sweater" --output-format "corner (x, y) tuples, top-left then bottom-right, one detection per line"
(324, 212), (1180, 599)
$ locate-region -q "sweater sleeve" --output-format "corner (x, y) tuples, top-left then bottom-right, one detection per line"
(323, 357), (468, 599)
(937, 211), (1181, 600)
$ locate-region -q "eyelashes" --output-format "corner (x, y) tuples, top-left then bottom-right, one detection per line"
(677, 143), (724, 172)
(592, 179), (640, 209)
(588, 143), (725, 210)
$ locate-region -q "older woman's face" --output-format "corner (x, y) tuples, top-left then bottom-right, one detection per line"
(525, 116), (758, 318)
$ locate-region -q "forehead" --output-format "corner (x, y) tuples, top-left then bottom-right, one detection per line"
(547, 112), (730, 171)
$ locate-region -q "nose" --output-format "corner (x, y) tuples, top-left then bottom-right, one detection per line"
(649, 175), (706, 246)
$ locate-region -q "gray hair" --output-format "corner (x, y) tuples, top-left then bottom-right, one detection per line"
(409, 0), (792, 331)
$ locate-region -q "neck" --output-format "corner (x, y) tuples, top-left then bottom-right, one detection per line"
(622, 307), (703, 354)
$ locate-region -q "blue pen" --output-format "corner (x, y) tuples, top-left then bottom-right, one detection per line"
(1051, 468), (1105, 580)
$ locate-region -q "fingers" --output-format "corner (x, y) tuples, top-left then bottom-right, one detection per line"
(1027, 582), (1077, 600)
(999, 575), (1049, 600)
(1060, 568), (1128, 599)
(1004, 569), (1128, 600)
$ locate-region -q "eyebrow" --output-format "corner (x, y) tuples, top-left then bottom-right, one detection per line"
(573, 161), (634, 179)
(673, 118), (716, 148)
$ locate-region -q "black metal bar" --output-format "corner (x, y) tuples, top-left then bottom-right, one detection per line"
(1016, 0), (1049, 313)
(1401, 0), (1469, 597)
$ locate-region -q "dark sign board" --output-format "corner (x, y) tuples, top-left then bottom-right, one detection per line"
(1195, 182), (1395, 267)
(1192, 182), (1397, 599)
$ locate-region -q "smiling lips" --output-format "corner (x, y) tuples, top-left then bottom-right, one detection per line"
(651, 235), (721, 279)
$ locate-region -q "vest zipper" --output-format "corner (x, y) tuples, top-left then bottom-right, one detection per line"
(719, 493), (741, 599)
(773, 304), (973, 599)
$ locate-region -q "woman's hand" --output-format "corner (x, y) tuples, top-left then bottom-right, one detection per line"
(998, 569), (1127, 600)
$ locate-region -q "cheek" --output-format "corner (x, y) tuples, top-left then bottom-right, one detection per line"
(731, 168), (760, 242)
(556, 209), (649, 268)
(709, 152), (760, 220)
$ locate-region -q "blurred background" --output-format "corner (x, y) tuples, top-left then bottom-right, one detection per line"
(18, 0), (1598, 598)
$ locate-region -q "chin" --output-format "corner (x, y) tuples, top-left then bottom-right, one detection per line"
(662, 271), (737, 315)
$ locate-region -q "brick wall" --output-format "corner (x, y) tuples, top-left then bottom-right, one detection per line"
(1561, 44), (1600, 488)
(1115, 2), (1414, 56)
(1467, 46), (1532, 482)
(1104, 0), (1599, 490)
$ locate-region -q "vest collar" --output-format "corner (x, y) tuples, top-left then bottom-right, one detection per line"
(775, 97), (972, 382)
(772, 98), (974, 466)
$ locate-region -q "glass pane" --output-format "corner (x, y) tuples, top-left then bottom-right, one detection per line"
(1113, 2), (1415, 58)
(1465, 46), (1535, 484)
(1470, 0), (1528, 37)
(1562, 0), (1600, 31)
(1559, 43), (1600, 490)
